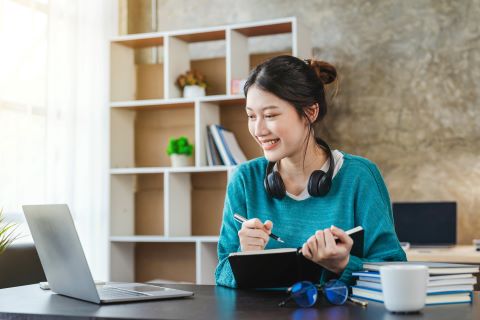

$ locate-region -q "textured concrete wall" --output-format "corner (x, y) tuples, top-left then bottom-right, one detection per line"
(124, 0), (480, 244)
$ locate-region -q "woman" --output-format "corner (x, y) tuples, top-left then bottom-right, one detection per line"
(215, 55), (406, 288)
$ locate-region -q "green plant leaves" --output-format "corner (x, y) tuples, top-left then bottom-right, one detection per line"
(166, 136), (194, 156)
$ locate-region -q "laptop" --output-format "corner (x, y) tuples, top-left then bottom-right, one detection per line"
(23, 204), (194, 304)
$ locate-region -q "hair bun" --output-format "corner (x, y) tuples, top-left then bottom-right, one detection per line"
(305, 59), (337, 85)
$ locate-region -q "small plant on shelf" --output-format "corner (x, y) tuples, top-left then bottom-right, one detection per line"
(175, 70), (207, 98)
(166, 136), (194, 167)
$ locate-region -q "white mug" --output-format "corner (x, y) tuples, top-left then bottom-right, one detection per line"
(380, 264), (428, 313)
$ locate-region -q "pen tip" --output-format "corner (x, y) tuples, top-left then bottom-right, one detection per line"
(278, 238), (285, 243)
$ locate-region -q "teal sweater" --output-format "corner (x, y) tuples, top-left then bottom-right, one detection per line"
(215, 152), (407, 288)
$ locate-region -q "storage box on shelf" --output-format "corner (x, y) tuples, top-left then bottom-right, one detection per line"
(109, 17), (311, 285)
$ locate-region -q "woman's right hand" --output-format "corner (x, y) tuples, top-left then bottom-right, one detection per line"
(238, 218), (273, 251)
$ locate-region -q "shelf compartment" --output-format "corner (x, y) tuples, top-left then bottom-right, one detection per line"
(135, 243), (196, 283)
(110, 38), (165, 102)
(197, 98), (261, 167)
(135, 174), (164, 235)
(197, 242), (218, 285)
(110, 173), (165, 237)
(166, 32), (227, 99)
(191, 172), (227, 236)
(110, 104), (195, 168)
(166, 171), (227, 237)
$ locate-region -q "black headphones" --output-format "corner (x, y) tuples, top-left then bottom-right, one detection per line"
(264, 138), (335, 199)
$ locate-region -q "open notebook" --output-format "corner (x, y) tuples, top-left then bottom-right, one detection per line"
(228, 226), (364, 288)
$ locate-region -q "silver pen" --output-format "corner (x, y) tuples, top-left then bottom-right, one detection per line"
(233, 213), (285, 243)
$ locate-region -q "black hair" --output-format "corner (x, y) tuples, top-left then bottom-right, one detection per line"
(243, 55), (337, 163)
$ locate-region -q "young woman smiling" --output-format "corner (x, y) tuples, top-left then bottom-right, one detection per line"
(215, 55), (406, 288)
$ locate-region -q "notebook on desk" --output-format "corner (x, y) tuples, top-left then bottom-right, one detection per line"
(228, 226), (364, 288)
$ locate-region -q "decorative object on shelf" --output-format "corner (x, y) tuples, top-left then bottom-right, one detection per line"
(0, 208), (20, 255)
(176, 70), (207, 98)
(231, 79), (247, 95)
(166, 136), (194, 167)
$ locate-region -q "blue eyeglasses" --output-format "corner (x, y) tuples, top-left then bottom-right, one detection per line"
(278, 280), (367, 308)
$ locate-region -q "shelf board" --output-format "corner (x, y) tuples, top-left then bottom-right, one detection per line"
(110, 236), (219, 243)
(110, 95), (245, 109)
(233, 21), (293, 37)
(171, 28), (226, 43)
(111, 32), (164, 48)
(110, 17), (296, 48)
(110, 166), (234, 175)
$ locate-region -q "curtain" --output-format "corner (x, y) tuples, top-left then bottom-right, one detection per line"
(46, 0), (113, 279)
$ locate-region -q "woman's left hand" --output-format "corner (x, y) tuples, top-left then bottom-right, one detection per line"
(301, 226), (353, 275)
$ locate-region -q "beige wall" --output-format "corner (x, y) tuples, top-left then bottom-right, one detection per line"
(120, 0), (480, 244)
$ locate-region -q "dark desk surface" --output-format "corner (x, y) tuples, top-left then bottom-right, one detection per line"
(0, 284), (478, 320)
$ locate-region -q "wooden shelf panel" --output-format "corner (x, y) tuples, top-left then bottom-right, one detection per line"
(135, 243), (196, 283)
(135, 174), (164, 235)
(233, 21), (292, 37)
(110, 95), (244, 108)
(110, 236), (219, 242)
(173, 29), (226, 43)
(112, 33), (164, 48)
(110, 166), (233, 175)
(191, 172), (228, 236)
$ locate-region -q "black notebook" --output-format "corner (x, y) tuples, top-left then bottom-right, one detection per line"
(229, 226), (364, 288)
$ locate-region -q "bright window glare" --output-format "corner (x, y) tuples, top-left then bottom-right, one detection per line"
(0, 0), (48, 221)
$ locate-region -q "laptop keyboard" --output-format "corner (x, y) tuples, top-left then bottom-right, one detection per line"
(98, 286), (148, 299)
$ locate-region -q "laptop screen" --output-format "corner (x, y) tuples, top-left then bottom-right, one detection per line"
(392, 202), (457, 246)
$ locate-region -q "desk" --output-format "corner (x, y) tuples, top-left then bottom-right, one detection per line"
(0, 284), (478, 320)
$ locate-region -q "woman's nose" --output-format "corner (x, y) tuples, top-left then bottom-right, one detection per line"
(254, 118), (269, 136)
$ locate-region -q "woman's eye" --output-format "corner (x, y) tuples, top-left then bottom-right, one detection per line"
(247, 114), (256, 120)
(265, 114), (277, 119)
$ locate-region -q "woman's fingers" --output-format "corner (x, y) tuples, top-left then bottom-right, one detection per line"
(330, 225), (353, 247)
(243, 218), (264, 229)
(302, 242), (312, 259)
(245, 228), (269, 244)
(323, 228), (337, 253)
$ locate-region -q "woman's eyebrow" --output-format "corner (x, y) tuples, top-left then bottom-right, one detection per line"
(245, 105), (279, 111)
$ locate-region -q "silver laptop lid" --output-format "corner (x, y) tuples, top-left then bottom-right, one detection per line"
(23, 204), (100, 303)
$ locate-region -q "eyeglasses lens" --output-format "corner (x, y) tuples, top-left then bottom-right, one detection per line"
(323, 279), (348, 305)
(291, 281), (318, 308)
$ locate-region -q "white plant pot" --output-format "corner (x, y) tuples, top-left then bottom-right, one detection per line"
(170, 154), (193, 167)
(183, 85), (206, 98)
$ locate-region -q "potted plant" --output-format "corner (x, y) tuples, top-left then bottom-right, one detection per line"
(175, 70), (207, 98)
(0, 208), (20, 255)
(166, 136), (194, 167)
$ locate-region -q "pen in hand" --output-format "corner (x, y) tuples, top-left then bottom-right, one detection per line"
(233, 213), (285, 244)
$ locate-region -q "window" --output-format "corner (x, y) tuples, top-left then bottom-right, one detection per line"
(0, 0), (49, 234)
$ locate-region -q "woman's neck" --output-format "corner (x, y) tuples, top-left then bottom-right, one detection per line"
(278, 136), (328, 182)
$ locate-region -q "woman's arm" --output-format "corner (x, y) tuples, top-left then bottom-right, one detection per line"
(214, 170), (246, 288)
(323, 161), (407, 285)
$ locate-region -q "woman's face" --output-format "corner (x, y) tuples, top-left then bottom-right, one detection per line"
(245, 86), (310, 162)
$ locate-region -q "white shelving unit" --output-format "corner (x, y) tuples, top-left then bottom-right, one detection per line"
(108, 17), (311, 284)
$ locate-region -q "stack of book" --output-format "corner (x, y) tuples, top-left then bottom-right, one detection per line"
(206, 124), (247, 166)
(351, 262), (479, 305)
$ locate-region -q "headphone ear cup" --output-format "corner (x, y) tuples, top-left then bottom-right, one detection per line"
(265, 171), (286, 199)
(308, 170), (331, 197)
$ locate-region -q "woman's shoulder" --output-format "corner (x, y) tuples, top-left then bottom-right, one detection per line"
(338, 151), (383, 179)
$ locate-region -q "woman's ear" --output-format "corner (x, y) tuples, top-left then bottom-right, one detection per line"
(304, 103), (319, 123)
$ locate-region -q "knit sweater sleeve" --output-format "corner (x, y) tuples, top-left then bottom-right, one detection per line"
(214, 167), (247, 288)
(324, 161), (407, 285)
